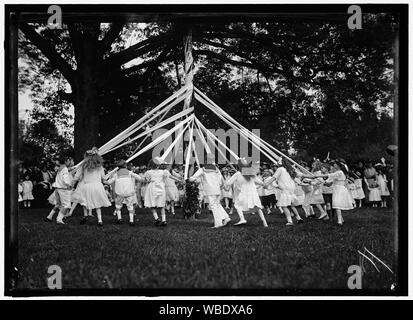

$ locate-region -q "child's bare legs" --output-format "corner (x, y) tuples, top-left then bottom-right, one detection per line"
(291, 206), (303, 222)
(46, 205), (59, 221)
(96, 208), (103, 225)
(315, 204), (328, 219)
(115, 206), (122, 222)
(56, 207), (69, 224)
(80, 206), (89, 224)
(151, 208), (159, 220)
(234, 209), (247, 226)
(224, 197), (230, 209)
(309, 205), (315, 216)
(336, 209), (344, 225)
(67, 202), (78, 217)
(302, 205), (310, 217)
(282, 206), (293, 225)
(161, 207), (166, 222)
(170, 201), (175, 214)
(128, 209), (135, 224)
(257, 209), (268, 227)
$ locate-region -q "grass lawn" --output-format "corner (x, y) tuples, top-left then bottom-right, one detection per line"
(16, 205), (396, 291)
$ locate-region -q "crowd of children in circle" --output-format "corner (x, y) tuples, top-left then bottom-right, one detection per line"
(18, 147), (393, 229)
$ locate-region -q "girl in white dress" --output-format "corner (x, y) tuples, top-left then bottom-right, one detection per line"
(165, 165), (181, 215)
(225, 160), (268, 227)
(321, 163), (334, 218)
(45, 166), (60, 221)
(310, 161), (328, 219)
(67, 178), (90, 218)
(22, 175), (34, 208)
(73, 148), (111, 226)
(255, 170), (264, 199)
(221, 168), (233, 210)
(265, 158), (297, 226)
(352, 172), (365, 208)
(346, 178), (357, 208)
(18, 178), (23, 204)
(376, 167), (390, 208)
(305, 161), (353, 225)
(301, 179), (315, 218)
(140, 166), (147, 207)
(367, 181), (381, 207)
(290, 177), (305, 223)
(261, 169), (277, 215)
(144, 158), (181, 226)
(134, 166), (144, 208)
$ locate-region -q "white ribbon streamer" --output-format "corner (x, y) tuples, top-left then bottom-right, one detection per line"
(100, 89), (191, 155)
(195, 87), (313, 176)
(126, 114), (195, 163)
(103, 106), (194, 154)
(99, 84), (192, 153)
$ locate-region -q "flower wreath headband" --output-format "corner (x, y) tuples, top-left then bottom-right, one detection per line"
(86, 147), (99, 156)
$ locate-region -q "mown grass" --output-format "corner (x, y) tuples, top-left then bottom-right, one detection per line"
(16, 205), (396, 291)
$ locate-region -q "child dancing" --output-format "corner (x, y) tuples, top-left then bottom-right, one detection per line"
(105, 159), (144, 226)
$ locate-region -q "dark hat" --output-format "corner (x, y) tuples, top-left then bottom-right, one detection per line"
(117, 159), (127, 168)
(386, 145), (398, 156)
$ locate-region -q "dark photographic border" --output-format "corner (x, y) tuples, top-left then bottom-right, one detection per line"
(4, 3), (408, 297)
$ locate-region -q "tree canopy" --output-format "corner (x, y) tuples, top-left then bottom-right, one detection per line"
(18, 13), (396, 163)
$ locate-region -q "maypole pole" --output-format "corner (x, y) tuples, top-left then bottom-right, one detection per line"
(183, 28), (194, 110)
(174, 28), (195, 172)
(180, 28), (201, 218)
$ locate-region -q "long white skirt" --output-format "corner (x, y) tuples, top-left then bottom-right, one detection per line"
(369, 188), (382, 202)
(353, 187), (365, 200)
(71, 181), (86, 205)
(277, 189), (295, 207)
(166, 185), (179, 202)
(81, 182), (111, 210)
(332, 185), (354, 210)
(233, 187), (262, 212)
(144, 183), (166, 208)
(291, 193), (304, 207)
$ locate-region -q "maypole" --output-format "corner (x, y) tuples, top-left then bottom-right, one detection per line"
(183, 28), (194, 109)
(174, 28), (195, 169)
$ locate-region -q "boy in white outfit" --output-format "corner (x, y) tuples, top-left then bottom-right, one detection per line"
(189, 158), (230, 228)
(45, 156), (74, 224)
(105, 160), (144, 226)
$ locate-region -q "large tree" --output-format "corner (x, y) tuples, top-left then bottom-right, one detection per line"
(19, 20), (180, 160)
(19, 13), (396, 161)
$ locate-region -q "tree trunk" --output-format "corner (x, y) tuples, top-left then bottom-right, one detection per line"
(72, 83), (100, 162)
(72, 32), (101, 162)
